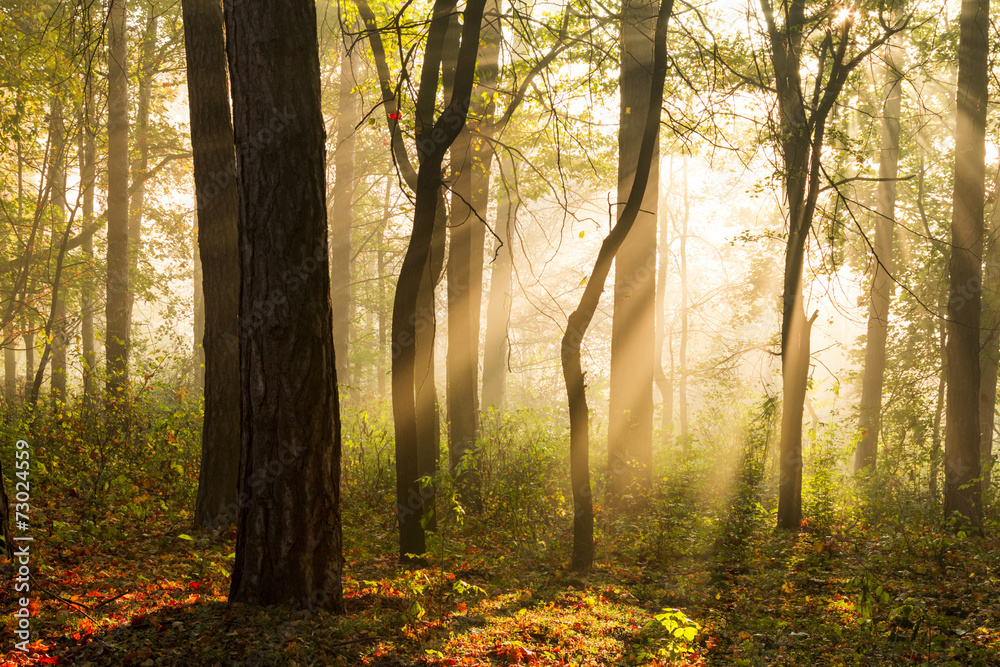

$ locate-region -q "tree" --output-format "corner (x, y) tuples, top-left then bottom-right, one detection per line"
(182, 0), (240, 529)
(607, 0), (659, 497)
(563, 0), (673, 569)
(757, 0), (900, 528)
(331, 10), (358, 391)
(386, 0), (488, 563)
(855, 39), (902, 471)
(224, 0), (344, 609)
(944, 0), (988, 532)
(106, 0), (131, 393)
(482, 155), (517, 412)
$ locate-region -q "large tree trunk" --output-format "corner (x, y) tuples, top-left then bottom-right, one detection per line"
(564, 0), (672, 568)
(183, 0), (241, 529)
(224, 0), (344, 609)
(855, 40), (902, 471)
(481, 155), (516, 412)
(331, 18), (358, 391)
(106, 0), (131, 393)
(608, 0), (659, 498)
(944, 0), (988, 532)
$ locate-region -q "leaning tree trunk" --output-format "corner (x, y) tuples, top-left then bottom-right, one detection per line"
(224, 0), (344, 609)
(183, 0), (241, 529)
(855, 39), (902, 472)
(564, 0), (672, 569)
(608, 0), (659, 498)
(944, 0), (989, 533)
(106, 0), (131, 393)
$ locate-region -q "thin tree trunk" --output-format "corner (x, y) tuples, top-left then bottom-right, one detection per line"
(677, 154), (689, 441)
(931, 294), (947, 500)
(331, 16), (358, 391)
(193, 210), (205, 389)
(5, 343), (16, 405)
(608, 0), (659, 497)
(653, 176), (671, 446)
(564, 0), (672, 568)
(224, 0), (344, 609)
(127, 11), (158, 329)
(391, 0), (487, 563)
(377, 174), (391, 398)
(944, 0), (988, 532)
(482, 155), (516, 412)
(106, 0), (131, 393)
(856, 39), (902, 471)
(81, 64), (97, 403)
(183, 0), (241, 529)
(979, 171), (1000, 497)
(48, 94), (68, 406)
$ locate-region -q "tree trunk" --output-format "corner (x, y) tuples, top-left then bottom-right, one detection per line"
(127, 11), (158, 329)
(224, 0), (344, 609)
(564, 0), (672, 568)
(48, 91), (68, 407)
(183, 0), (241, 529)
(855, 39), (902, 471)
(653, 175), (671, 446)
(446, 0), (497, 508)
(931, 295), (947, 500)
(978, 169), (1000, 497)
(81, 61), (97, 403)
(944, 0), (988, 532)
(5, 342), (16, 405)
(391, 0), (487, 564)
(677, 155), (689, 441)
(608, 0), (659, 498)
(331, 17), (358, 391)
(377, 174), (391, 398)
(193, 210), (205, 389)
(106, 0), (131, 393)
(482, 155), (516, 412)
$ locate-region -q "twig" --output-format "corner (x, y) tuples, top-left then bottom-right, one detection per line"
(29, 574), (101, 624)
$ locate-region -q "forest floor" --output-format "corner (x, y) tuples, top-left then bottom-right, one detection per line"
(3, 482), (1000, 667)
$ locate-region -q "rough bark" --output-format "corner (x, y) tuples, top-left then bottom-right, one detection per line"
(563, 0), (672, 569)
(856, 40), (902, 471)
(106, 0), (131, 393)
(224, 0), (344, 609)
(183, 0), (241, 529)
(608, 0), (659, 498)
(944, 0), (988, 533)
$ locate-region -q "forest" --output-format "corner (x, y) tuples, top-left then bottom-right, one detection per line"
(1, 0), (999, 664)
